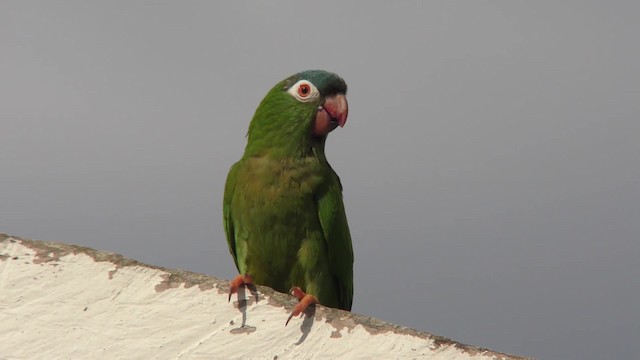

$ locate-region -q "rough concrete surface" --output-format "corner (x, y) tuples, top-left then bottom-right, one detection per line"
(0, 233), (531, 359)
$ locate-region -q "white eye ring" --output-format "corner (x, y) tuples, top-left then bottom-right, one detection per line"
(287, 80), (320, 102)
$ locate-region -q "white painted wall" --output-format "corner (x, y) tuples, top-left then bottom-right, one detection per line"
(0, 234), (528, 360)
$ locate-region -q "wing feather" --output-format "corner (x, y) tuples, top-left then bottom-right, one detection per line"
(223, 163), (240, 273)
(315, 171), (354, 310)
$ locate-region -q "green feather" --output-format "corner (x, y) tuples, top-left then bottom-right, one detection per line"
(223, 70), (353, 310)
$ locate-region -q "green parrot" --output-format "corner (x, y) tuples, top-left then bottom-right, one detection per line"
(223, 70), (353, 324)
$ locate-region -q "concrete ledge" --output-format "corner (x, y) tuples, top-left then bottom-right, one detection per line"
(0, 233), (530, 359)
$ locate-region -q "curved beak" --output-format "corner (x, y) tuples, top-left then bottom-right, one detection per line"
(313, 93), (349, 136)
(322, 93), (349, 128)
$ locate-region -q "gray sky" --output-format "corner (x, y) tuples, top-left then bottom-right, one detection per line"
(1, 2), (638, 359)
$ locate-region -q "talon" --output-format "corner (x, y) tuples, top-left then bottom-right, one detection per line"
(285, 287), (318, 326)
(228, 273), (253, 302)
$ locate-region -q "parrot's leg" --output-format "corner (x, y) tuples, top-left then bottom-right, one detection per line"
(228, 273), (253, 302)
(285, 286), (318, 326)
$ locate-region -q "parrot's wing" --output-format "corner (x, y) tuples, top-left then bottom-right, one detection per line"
(223, 163), (240, 273)
(316, 172), (354, 310)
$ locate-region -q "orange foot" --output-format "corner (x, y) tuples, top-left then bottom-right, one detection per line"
(228, 273), (253, 302)
(286, 287), (318, 326)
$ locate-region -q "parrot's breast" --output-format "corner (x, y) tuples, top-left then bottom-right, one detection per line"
(230, 156), (329, 292)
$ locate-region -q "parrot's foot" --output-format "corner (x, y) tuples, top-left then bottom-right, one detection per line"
(228, 273), (253, 302)
(286, 287), (318, 326)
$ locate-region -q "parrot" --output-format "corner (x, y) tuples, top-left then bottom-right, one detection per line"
(223, 70), (353, 324)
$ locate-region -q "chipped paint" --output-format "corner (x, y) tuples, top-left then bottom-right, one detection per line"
(0, 233), (531, 359)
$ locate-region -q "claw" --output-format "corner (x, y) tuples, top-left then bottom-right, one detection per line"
(285, 287), (318, 326)
(228, 273), (253, 302)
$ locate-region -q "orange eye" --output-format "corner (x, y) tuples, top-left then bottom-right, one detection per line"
(298, 83), (311, 97)
(288, 80), (318, 102)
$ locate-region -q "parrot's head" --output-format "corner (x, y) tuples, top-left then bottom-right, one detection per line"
(245, 70), (348, 156)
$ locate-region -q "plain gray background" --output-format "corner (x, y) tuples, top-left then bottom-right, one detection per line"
(1, 2), (638, 359)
